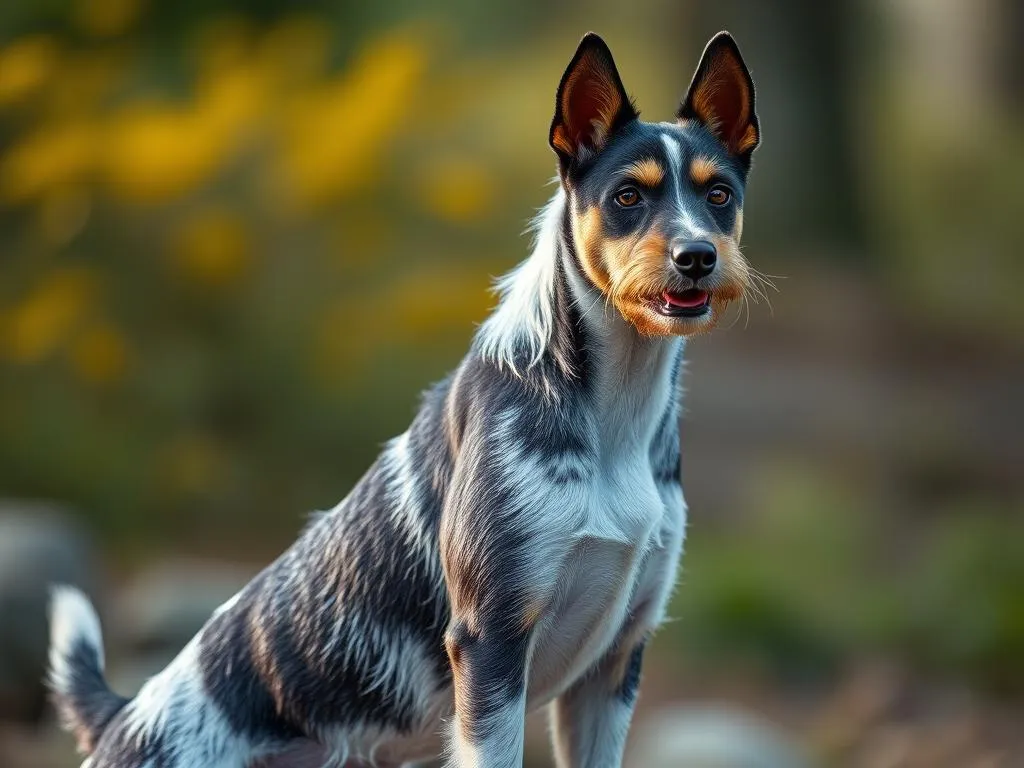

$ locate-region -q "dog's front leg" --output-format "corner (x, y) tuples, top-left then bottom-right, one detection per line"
(443, 616), (532, 768)
(549, 639), (646, 768)
(438, 417), (573, 767)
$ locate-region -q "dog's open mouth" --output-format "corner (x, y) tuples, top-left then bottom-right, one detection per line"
(655, 289), (711, 318)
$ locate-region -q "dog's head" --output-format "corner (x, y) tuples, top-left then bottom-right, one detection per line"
(551, 32), (760, 336)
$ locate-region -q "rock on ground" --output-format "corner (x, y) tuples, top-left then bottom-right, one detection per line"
(629, 705), (811, 768)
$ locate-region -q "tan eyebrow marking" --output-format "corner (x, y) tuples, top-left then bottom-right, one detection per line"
(622, 158), (665, 187)
(690, 155), (724, 185)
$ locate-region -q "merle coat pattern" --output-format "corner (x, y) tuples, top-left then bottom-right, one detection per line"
(48, 31), (760, 768)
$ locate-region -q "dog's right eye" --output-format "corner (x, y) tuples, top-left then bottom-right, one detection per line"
(614, 187), (641, 207)
(707, 185), (732, 206)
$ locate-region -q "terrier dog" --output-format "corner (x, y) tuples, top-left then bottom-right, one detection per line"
(49, 31), (760, 768)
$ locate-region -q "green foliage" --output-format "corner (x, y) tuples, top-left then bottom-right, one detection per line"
(668, 465), (1024, 692)
(901, 510), (1024, 693)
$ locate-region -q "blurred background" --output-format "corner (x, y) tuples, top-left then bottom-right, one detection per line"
(0, 0), (1021, 766)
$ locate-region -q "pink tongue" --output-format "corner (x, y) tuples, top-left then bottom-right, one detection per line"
(663, 289), (709, 308)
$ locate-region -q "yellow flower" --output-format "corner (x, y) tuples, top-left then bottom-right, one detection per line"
(276, 28), (429, 207)
(0, 36), (59, 106)
(2, 268), (95, 363)
(171, 209), (250, 288)
(103, 59), (265, 204)
(102, 104), (212, 202)
(70, 321), (129, 385)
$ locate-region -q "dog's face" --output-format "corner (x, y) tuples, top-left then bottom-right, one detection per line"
(550, 32), (760, 336)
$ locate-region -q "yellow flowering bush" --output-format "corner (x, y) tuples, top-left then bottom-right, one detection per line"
(0, 8), (510, 546)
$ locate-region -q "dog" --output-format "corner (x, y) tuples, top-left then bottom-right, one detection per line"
(48, 30), (760, 768)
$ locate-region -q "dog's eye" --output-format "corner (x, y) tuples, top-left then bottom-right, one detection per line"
(614, 187), (641, 207)
(707, 185), (732, 206)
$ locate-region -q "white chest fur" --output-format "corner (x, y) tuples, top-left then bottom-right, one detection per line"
(526, 360), (686, 708)
(526, 465), (684, 709)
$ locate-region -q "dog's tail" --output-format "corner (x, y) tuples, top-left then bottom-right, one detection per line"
(48, 586), (129, 753)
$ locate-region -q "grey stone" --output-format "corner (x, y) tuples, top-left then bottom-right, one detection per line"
(110, 559), (255, 690)
(629, 705), (812, 768)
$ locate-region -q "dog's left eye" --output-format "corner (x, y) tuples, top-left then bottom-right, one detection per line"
(614, 187), (641, 207)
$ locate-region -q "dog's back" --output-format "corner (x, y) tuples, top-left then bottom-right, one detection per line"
(50, 380), (458, 766)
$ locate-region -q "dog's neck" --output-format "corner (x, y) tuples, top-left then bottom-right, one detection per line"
(478, 188), (684, 445)
(557, 202), (684, 446)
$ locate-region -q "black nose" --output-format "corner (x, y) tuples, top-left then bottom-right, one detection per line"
(671, 240), (717, 281)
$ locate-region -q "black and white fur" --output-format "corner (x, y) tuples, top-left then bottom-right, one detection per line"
(49, 31), (760, 768)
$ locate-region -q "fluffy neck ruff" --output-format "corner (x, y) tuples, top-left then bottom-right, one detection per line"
(477, 189), (567, 378)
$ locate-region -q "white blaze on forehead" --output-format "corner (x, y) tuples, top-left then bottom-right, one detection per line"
(660, 134), (683, 176)
(660, 132), (708, 238)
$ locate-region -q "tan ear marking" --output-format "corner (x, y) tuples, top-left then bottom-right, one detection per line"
(560, 60), (623, 149)
(692, 57), (750, 142)
(551, 125), (575, 157)
(551, 35), (635, 161)
(679, 34), (759, 156)
(736, 123), (759, 154)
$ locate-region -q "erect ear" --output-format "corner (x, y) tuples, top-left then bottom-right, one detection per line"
(550, 33), (637, 170)
(678, 32), (760, 158)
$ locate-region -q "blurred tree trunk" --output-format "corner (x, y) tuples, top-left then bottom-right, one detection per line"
(997, 0), (1022, 112)
(681, 0), (865, 253)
